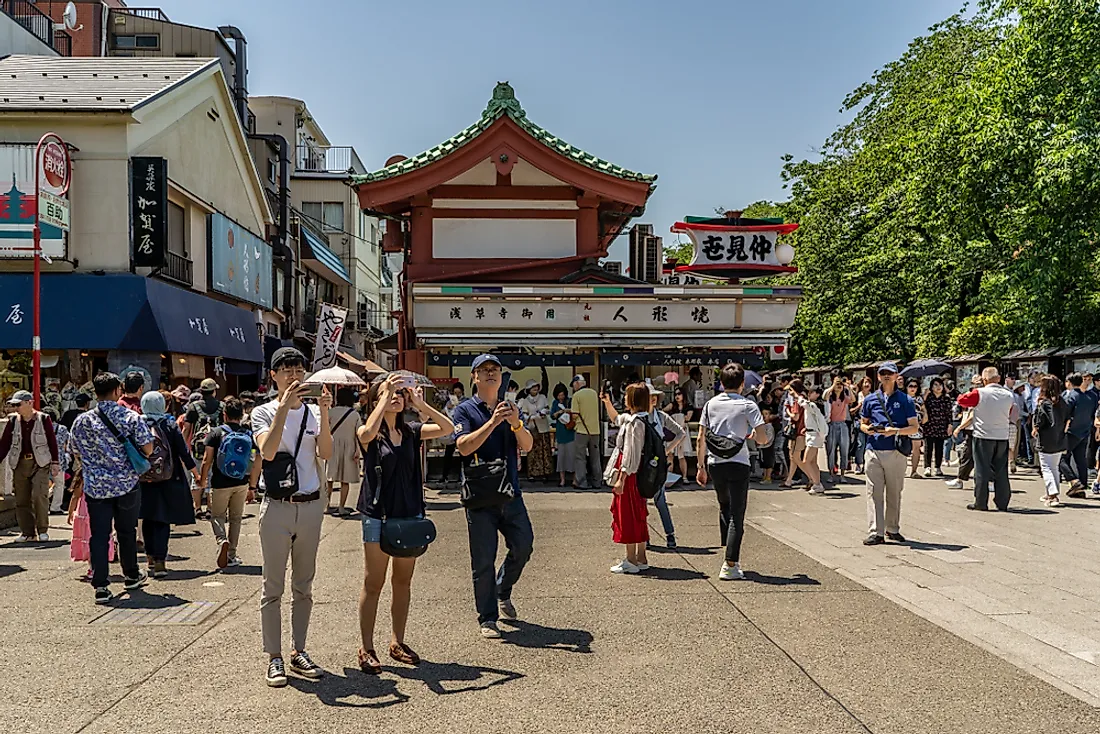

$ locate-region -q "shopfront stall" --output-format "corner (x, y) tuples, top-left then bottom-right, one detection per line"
(948, 354), (991, 387)
(1001, 348), (1060, 379)
(1057, 345), (1100, 376)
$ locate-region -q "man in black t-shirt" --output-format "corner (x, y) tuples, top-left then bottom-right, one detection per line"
(198, 396), (258, 569)
(184, 378), (222, 516)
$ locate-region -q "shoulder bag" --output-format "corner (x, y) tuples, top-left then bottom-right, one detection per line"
(461, 452), (515, 510)
(98, 408), (151, 475)
(877, 391), (913, 457)
(261, 411), (309, 500)
(368, 428), (436, 558)
(704, 426), (746, 460)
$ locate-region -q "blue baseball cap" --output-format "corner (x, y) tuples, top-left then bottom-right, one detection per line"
(471, 354), (502, 371)
(878, 361), (900, 374)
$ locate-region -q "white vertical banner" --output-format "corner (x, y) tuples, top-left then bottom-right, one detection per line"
(311, 303), (348, 371)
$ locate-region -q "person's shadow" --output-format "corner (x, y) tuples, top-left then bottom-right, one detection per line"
(499, 619), (593, 653)
(741, 571), (821, 586)
(385, 660), (526, 694)
(289, 668), (410, 708)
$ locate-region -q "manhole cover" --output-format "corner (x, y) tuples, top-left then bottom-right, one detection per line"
(90, 600), (222, 626)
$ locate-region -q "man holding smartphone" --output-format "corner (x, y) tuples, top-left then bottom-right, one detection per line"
(252, 347), (333, 687)
(859, 362), (919, 546)
(454, 354), (535, 640)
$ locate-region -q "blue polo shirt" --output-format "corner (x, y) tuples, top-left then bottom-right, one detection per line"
(861, 388), (917, 452)
(453, 397), (521, 493)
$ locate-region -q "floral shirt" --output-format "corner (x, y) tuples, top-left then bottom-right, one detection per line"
(70, 400), (154, 499)
(54, 423), (71, 474)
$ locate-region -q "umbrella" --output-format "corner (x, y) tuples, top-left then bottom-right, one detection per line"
(744, 370), (763, 391)
(370, 369), (434, 388)
(304, 366), (367, 386)
(900, 359), (952, 380)
(664, 371), (680, 385)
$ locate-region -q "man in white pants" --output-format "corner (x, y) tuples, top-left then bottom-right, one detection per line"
(253, 347), (333, 687)
(859, 362), (919, 546)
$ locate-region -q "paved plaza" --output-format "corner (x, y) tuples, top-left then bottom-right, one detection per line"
(3, 467), (1100, 734)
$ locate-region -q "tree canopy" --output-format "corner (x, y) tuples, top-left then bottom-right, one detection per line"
(755, 0), (1100, 367)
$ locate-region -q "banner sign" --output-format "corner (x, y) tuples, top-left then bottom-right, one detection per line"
(130, 156), (168, 268)
(209, 212), (273, 309)
(311, 303), (348, 371)
(0, 145), (67, 259)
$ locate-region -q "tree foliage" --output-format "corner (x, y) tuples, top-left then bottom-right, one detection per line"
(774, 0), (1100, 366)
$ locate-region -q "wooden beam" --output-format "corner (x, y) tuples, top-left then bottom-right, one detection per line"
(430, 185), (578, 200)
(431, 208), (578, 220)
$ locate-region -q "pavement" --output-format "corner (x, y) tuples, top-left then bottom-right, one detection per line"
(3, 477), (1100, 734)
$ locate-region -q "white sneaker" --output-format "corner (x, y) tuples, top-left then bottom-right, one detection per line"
(634, 563), (650, 571)
(1047, 497), (1062, 508)
(719, 562), (744, 581)
(808, 484), (826, 495)
(610, 560), (640, 574)
(16, 535), (33, 542)
(923, 467), (933, 478)
(945, 479), (964, 489)
(480, 622), (502, 639)
(37, 533), (49, 542)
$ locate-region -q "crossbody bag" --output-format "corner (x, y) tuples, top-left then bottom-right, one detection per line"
(261, 411), (309, 500)
(98, 408), (151, 475)
(367, 428), (436, 558)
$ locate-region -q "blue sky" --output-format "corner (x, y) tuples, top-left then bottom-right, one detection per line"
(158, 0), (964, 263)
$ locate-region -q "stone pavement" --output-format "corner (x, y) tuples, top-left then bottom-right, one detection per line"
(3, 484), (1100, 734)
(748, 460), (1100, 707)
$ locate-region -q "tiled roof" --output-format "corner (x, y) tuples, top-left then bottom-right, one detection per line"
(0, 55), (217, 111)
(352, 82), (657, 187)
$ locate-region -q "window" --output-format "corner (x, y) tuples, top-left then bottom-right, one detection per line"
(357, 299), (370, 331)
(114, 34), (159, 49)
(302, 201), (343, 233)
(370, 223), (377, 253)
(168, 202), (186, 256)
(267, 159), (278, 185)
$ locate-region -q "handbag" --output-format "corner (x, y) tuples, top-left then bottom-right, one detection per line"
(603, 446), (623, 487)
(97, 407), (151, 475)
(261, 411), (309, 500)
(877, 391), (913, 457)
(366, 428), (436, 558)
(461, 454), (515, 510)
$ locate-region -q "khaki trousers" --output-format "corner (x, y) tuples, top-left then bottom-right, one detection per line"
(13, 457), (50, 536)
(865, 448), (906, 537)
(259, 495), (325, 656)
(209, 484), (248, 557)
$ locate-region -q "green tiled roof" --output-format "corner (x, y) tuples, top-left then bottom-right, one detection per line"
(352, 82), (657, 187)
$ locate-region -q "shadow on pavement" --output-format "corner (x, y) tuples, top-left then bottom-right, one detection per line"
(646, 545), (716, 556)
(425, 501), (463, 511)
(1059, 502), (1100, 509)
(170, 530), (202, 539)
(288, 668), (410, 708)
(823, 492), (860, 500)
(0, 564), (26, 578)
(108, 589), (192, 609)
(640, 566), (709, 582)
(904, 541), (969, 552)
(386, 660), (527, 693)
(499, 619), (593, 653)
(157, 569), (214, 581)
(741, 571), (822, 587)
(1004, 507), (1057, 515)
(219, 564), (262, 576)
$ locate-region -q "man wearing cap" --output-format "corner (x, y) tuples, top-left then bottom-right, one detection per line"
(570, 375), (602, 489)
(859, 362), (919, 546)
(0, 390), (61, 541)
(956, 366), (1016, 511)
(252, 346), (333, 686)
(184, 378), (223, 516)
(454, 354), (535, 639)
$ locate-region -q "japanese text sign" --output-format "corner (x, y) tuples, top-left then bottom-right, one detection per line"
(312, 303), (348, 371)
(209, 213), (273, 309)
(130, 156), (168, 268)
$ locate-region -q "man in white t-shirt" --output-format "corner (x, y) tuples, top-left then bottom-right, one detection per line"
(252, 347), (333, 687)
(696, 363), (768, 582)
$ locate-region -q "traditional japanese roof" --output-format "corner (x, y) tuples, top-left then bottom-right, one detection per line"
(352, 82), (657, 188)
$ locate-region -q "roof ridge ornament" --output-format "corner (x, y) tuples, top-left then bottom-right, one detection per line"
(483, 81), (525, 121)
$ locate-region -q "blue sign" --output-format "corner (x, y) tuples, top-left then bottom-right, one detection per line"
(208, 212), (272, 309)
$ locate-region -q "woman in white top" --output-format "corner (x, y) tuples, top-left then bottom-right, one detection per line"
(327, 387), (364, 516)
(797, 384), (828, 494)
(517, 380), (553, 480)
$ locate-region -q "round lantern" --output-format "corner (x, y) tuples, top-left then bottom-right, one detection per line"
(775, 243), (795, 265)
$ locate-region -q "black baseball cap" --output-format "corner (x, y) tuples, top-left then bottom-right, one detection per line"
(270, 347), (307, 371)
(74, 394), (91, 407)
(471, 354), (502, 371)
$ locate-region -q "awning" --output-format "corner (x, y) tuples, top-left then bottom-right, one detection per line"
(337, 350), (386, 374)
(0, 273), (263, 363)
(301, 227), (352, 284)
(1002, 348), (1059, 360)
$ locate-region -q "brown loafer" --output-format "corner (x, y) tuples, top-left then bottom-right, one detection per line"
(388, 642), (420, 666)
(358, 648), (382, 675)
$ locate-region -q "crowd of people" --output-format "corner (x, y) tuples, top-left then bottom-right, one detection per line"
(5, 350), (1100, 689)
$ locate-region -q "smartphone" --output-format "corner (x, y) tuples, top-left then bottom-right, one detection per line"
(498, 370), (512, 403)
(398, 375), (416, 391)
(298, 382), (324, 399)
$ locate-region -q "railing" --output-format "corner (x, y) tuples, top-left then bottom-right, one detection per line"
(159, 251), (194, 287)
(112, 7), (170, 22)
(296, 145), (358, 174)
(3, 0), (70, 54)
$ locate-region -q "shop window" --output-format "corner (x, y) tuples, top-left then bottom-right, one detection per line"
(168, 201), (186, 256)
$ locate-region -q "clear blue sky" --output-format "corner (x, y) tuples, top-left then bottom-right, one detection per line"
(159, 0), (964, 264)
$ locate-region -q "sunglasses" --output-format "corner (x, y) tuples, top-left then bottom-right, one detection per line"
(878, 370), (896, 376)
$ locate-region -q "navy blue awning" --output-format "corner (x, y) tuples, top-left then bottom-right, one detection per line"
(0, 273), (263, 363)
(300, 227), (352, 284)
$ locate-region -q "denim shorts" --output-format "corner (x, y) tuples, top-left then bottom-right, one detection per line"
(361, 515), (382, 544)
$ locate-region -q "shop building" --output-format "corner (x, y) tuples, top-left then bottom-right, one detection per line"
(0, 55), (272, 399)
(353, 82), (799, 397)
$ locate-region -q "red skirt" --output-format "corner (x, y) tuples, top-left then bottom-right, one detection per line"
(611, 472), (649, 544)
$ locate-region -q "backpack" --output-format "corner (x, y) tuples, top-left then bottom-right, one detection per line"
(191, 403), (222, 458)
(216, 426), (254, 481)
(139, 419), (175, 483)
(635, 417), (668, 499)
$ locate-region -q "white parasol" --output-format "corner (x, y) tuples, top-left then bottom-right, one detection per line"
(303, 366), (367, 386)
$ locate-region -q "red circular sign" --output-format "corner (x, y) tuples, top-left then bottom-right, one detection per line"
(42, 140), (69, 190)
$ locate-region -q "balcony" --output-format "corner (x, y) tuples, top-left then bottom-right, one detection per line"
(295, 145), (364, 176)
(158, 251), (194, 287)
(2, 1), (73, 55)
(112, 7), (170, 22)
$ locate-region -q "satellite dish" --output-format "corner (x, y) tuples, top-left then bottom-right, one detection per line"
(57, 2), (83, 32)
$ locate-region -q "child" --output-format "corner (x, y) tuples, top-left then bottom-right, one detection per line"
(67, 455), (114, 581)
(758, 408), (777, 483)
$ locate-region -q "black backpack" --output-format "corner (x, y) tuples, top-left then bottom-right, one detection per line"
(635, 417), (668, 499)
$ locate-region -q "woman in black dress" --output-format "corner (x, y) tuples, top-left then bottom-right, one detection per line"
(138, 391), (200, 578)
(922, 377), (953, 477)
